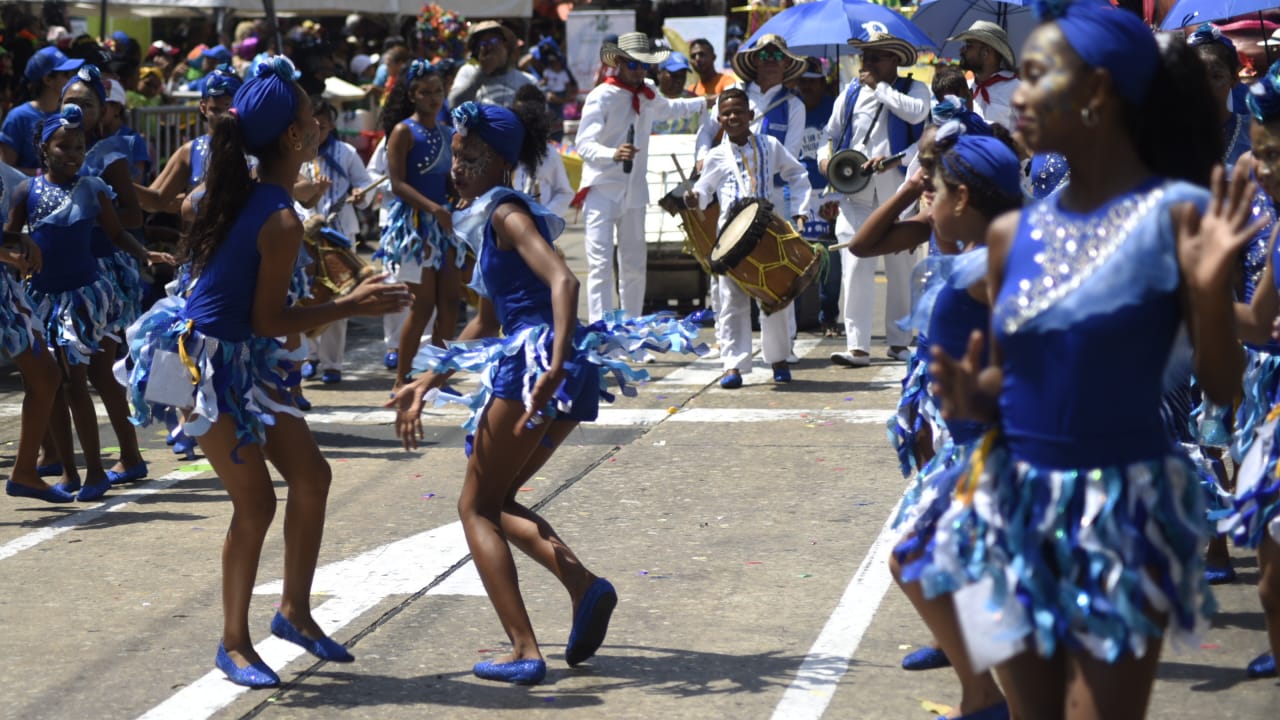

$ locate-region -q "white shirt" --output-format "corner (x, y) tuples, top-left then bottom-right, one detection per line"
(819, 77), (930, 208)
(576, 79), (706, 208)
(695, 82), (805, 162)
(971, 70), (1020, 131)
(448, 64), (538, 109)
(692, 133), (815, 229)
(513, 146), (574, 218)
(299, 138), (374, 241)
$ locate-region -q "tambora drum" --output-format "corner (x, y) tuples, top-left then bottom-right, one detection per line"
(657, 178), (720, 276)
(301, 217), (376, 336)
(708, 198), (824, 315)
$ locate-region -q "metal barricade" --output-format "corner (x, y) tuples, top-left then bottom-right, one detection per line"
(127, 103), (204, 172)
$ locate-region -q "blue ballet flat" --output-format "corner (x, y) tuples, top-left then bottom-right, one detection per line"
(384, 350), (399, 370)
(566, 577), (617, 666)
(1204, 565), (1236, 585)
(321, 369), (342, 384)
(472, 658), (547, 685)
(215, 643), (280, 688)
(107, 463), (148, 485)
(36, 462), (63, 477)
(172, 430), (197, 458)
(902, 646), (951, 671)
(76, 478), (112, 502)
(937, 702), (1010, 720)
(773, 366), (792, 383)
(5, 480), (75, 504)
(719, 372), (743, 389)
(1247, 651), (1277, 678)
(301, 361), (317, 380)
(270, 612), (354, 663)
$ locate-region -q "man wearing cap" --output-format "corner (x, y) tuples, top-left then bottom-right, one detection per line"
(448, 21), (537, 109)
(575, 32), (711, 324)
(652, 52), (700, 134)
(695, 34), (807, 178)
(0, 46), (83, 174)
(819, 31), (929, 367)
(687, 38), (736, 97)
(951, 20), (1019, 130)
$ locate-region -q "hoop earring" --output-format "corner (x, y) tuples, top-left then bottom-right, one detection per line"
(1080, 107), (1098, 128)
(293, 142), (303, 151)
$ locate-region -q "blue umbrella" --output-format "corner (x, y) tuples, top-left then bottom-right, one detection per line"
(1160, 0), (1280, 29)
(912, 0), (1037, 61)
(743, 0), (937, 57)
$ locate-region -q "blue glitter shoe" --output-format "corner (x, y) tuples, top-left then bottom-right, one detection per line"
(1247, 652), (1277, 678)
(215, 643), (280, 688)
(107, 463), (148, 485)
(301, 361), (317, 380)
(294, 394), (312, 412)
(719, 371), (743, 389)
(270, 612), (354, 663)
(472, 658), (546, 685)
(902, 646), (951, 671)
(384, 350), (399, 370)
(36, 462), (63, 477)
(1204, 565), (1236, 585)
(76, 478), (112, 502)
(566, 577), (617, 666)
(5, 480), (75, 504)
(172, 430), (196, 458)
(937, 702), (1010, 720)
(773, 366), (792, 383)
(321, 369), (342, 384)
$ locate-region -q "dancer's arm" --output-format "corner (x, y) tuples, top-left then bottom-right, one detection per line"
(847, 166), (931, 258)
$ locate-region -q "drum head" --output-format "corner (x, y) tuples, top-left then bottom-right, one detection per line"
(710, 198), (774, 274)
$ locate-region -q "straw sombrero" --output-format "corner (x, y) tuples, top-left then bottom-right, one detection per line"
(731, 34), (807, 83)
(947, 20), (1016, 70)
(467, 21), (517, 54)
(600, 32), (671, 67)
(849, 31), (918, 67)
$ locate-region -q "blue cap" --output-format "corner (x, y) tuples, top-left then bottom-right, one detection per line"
(202, 44), (233, 63)
(24, 46), (84, 83)
(112, 30), (130, 44)
(660, 52), (690, 73)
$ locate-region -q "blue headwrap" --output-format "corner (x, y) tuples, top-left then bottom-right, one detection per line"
(452, 102), (524, 167)
(42, 104), (84, 144)
(931, 95), (992, 136)
(406, 59), (434, 82)
(1248, 59), (1280, 123)
(231, 57), (302, 152)
(61, 64), (106, 105)
(935, 121), (1022, 202)
(1187, 23), (1236, 53)
(1033, 0), (1158, 106)
(202, 63), (244, 98)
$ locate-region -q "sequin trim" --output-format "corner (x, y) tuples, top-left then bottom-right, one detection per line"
(998, 185), (1167, 335)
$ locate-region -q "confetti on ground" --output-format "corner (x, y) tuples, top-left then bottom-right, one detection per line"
(179, 462), (214, 473)
(1201, 643), (1220, 650)
(746, 561), (763, 565)
(413, 473), (421, 478)
(798, 573), (813, 578)
(519, 487), (534, 492)
(653, 440), (666, 446)
(844, 396), (853, 401)
(422, 493), (436, 499)
(101, 446), (121, 454)
(667, 406), (678, 414)
(898, 644), (913, 650)
(920, 699), (951, 715)
(638, 570), (649, 575)
(534, 476), (547, 481)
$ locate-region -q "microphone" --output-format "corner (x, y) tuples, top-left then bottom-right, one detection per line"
(622, 125), (635, 174)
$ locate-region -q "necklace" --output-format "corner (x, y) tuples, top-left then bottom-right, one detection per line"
(730, 136), (765, 202)
(1223, 114), (1244, 166)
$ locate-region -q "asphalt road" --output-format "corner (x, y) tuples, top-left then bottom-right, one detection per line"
(0, 225), (1272, 720)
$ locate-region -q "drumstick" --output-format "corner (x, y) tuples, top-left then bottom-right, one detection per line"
(351, 174), (388, 203)
(668, 155), (705, 220)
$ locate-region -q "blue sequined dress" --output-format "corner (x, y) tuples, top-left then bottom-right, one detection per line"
(887, 235), (945, 478)
(114, 182), (304, 452)
(83, 133), (144, 338)
(377, 118), (460, 280)
(925, 179), (1214, 664)
(1232, 186), (1280, 467)
(0, 160), (41, 359)
(23, 175), (115, 365)
(411, 187), (706, 441)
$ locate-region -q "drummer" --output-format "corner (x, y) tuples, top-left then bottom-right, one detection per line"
(819, 31), (929, 368)
(685, 88), (815, 389)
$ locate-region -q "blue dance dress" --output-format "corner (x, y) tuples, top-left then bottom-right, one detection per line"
(411, 187), (706, 439)
(377, 119), (461, 279)
(925, 178), (1214, 664)
(887, 236), (947, 478)
(23, 175), (115, 365)
(115, 182), (304, 452)
(82, 134), (144, 339)
(1232, 186), (1280, 466)
(0, 160), (41, 359)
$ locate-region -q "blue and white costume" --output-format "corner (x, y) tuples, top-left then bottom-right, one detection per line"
(82, 133), (144, 338)
(1232, 186), (1280, 466)
(924, 179), (1215, 663)
(411, 187), (705, 440)
(0, 160), (42, 359)
(377, 117), (460, 280)
(23, 175), (115, 365)
(887, 237), (947, 478)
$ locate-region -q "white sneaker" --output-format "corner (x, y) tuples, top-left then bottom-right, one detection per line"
(786, 352), (800, 364)
(830, 351), (871, 368)
(887, 347), (913, 362)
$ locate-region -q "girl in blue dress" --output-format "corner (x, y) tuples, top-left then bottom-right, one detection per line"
(379, 60), (461, 388)
(7, 105), (170, 503)
(1224, 59), (1280, 680)
(116, 58), (410, 688)
(390, 101), (704, 685)
(929, 4), (1251, 716)
(0, 157), (69, 504)
(59, 64), (152, 488)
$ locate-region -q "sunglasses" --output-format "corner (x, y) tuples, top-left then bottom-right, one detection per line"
(624, 60), (651, 71)
(475, 36), (505, 50)
(757, 49), (787, 62)
(862, 53), (895, 64)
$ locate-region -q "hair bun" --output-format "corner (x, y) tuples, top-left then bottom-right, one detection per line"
(934, 119), (966, 149)
(61, 103), (84, 125)
(254, 56), (299, 82)
(451, 101), (482, 136)
(77, 64), (101, 83)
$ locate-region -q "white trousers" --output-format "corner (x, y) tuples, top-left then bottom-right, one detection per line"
(583, 190), (646, 322)
(717, 278), (793, 372)
(306, 319), (347, 372)
(835, 194), (913, 352)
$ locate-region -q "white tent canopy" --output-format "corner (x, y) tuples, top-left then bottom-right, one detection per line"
(68, 0), (533, 18)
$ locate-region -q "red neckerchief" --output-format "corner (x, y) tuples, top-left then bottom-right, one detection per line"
(974, 71), (1017, 104)
(603, 76), (655, 113)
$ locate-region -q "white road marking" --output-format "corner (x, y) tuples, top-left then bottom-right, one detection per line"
(770, 485), (910, 720)
(140, 521), (474, 720)
(0, 471), (204, 562)
(299, 406), (893, 427)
